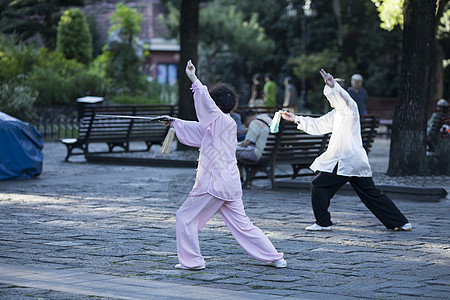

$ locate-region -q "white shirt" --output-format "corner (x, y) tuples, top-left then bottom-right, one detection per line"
(294, 83), (372, 177)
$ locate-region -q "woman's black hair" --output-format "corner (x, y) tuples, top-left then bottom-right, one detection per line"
(209, 84), (237, 114)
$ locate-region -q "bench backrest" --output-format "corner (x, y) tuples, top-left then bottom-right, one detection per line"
(276, 121), (329, 164)
(78, 104), (176, 142)
(367, 97), (397, 121)
(275, 115), (378, 163)
(360, 115), (379, 153)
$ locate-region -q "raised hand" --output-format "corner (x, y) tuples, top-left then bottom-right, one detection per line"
(185, 60), (198, 83)
(319, 69), (335, 88)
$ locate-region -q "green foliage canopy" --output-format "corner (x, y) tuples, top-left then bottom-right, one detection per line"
(0, 0), (84, 49)
(109, 3), (143, 41)
(371, 0), (404, 31)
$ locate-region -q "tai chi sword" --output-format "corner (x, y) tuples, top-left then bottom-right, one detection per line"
(96, 114), (174, 122)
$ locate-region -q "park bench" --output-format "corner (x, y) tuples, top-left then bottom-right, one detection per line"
(240, 115), (379, 189)
(60, 104), (176, 161)
(366, 96), (397, 135)
(240, 119), (284, 189)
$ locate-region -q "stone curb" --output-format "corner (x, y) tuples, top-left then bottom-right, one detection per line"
(86, 155), (197, 168)
(0, 263), (294, 300)
(275, 180), (448, 202)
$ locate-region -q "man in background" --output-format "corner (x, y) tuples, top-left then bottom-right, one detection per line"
(348, 74), (368, 116)
(283, 76), (299, 112)
(263, 73), (277, 107)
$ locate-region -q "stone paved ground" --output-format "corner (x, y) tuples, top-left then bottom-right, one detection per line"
(0, 141), (449, 299)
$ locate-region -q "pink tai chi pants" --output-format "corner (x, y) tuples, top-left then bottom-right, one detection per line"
(176, 193), (284, 268)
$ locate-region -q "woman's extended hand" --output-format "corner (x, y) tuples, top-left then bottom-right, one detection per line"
(281, 111), (295, 122)
(185, 60), (198, 83)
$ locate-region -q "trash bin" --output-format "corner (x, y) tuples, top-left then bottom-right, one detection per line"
(77, 96), (104, 120)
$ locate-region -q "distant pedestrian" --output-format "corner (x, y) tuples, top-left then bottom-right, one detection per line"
(281, 69), (411, 232)
(162, 60), (286, 270)
(263, 73), (277, 107)
(283, 76), (299, 112)
(348, 74), (368, 116)
(249, 73), (264, 107)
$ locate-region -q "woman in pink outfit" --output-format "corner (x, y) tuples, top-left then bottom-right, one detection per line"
(163, 60), (286, 270)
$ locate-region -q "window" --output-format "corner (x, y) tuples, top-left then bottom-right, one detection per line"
(157, 63), (177, 85)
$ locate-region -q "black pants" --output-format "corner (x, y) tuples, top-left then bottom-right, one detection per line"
(311, 166), (408, 229)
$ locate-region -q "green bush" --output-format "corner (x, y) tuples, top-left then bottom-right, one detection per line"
(0, 35), (37, 81)
(109, 94), (159, 105)
(109, 81), (178, 105)
(56, 8), (93, 64)
(0, 76), (37, 121)
(28, 48), (107, 105)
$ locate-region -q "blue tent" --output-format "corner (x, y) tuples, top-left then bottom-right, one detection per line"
(0, 112), (43, 180)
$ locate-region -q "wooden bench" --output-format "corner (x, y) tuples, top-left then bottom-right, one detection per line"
(61, 104), (176, 161)
(235, 106), (281, 115)
(276, 121), (330, 180)
(239, 119), (284, 189)
(240, 115), (379, 189)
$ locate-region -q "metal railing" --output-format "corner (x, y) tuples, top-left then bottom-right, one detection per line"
(31, 118), (79, 142)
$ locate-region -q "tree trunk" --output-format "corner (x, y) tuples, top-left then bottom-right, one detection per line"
(177, 0), (199, 150)
(387, 0), (437, 176)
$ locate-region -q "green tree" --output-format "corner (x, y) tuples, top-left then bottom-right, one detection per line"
(0, 0), (84, 49)
(372, 0), (449, 175)
(99, 3), (146, 92)
(160, 0), (274, 99)
(56, 8), (93, 65)
(198, 1), (274, 84)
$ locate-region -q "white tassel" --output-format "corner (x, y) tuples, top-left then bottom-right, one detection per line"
(161, 127), (175, 154)
(269, 111), (282, 133)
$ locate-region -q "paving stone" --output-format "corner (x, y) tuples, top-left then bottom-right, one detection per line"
(0, 141), (448, 299)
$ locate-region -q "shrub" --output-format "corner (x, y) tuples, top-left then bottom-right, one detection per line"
(56, 8), (93, 64)
(28, 48), (107, 105)
(0, 35), (37, 81)
(0, 76), (37, 121)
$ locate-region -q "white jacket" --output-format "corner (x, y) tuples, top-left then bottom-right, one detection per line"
(294, 83), (372, 177)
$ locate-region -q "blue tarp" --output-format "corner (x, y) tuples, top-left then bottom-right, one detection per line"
(0, 112), (43, 180)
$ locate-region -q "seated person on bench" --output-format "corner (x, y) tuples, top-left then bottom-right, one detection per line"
(236, 110), (272, 163)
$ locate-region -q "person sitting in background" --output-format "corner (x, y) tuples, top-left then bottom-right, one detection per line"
(348, 74), (368, 116)
(236, 110), (272, 163)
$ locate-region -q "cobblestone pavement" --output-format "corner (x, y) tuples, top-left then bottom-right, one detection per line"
(0, 142), (449, 299)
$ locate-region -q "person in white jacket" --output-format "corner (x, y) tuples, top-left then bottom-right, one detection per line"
(281, 69), (411, 232)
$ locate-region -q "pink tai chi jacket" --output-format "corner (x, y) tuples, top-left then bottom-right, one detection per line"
(172, 80), (242, 201)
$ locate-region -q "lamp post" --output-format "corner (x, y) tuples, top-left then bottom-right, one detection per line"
(286, 0), (316, 111)
(301, 0), (316, 111)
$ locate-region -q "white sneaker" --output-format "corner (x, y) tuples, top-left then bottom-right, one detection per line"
(305, 223), (332, 231)
(175, 263), (205, 270)
(268, 258), (287, 268)
(394, 222), (412, 231)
